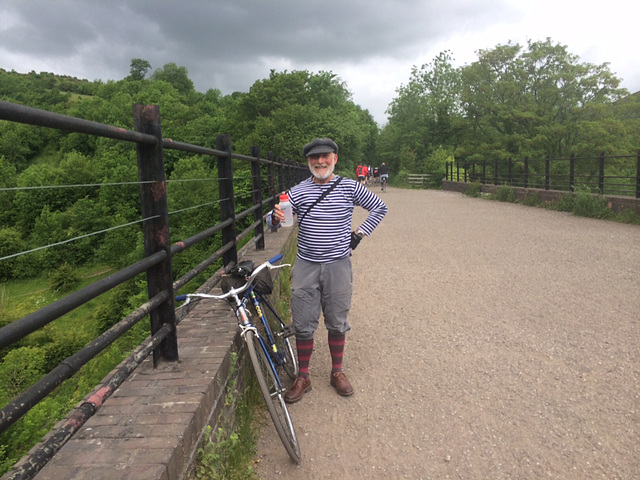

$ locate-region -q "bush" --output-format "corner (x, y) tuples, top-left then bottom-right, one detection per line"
(464, 182), (482, 197)
(496, 185), (516, 203)
(522, 192), (541, 206)
(49, 263), (80, 293)
(554, 193), (575, 212)
(572, 186), (613, 219)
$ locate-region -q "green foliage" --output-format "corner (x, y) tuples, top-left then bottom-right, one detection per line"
(464, 182), (482, 198)
(522, 192), (541, 207)
(496, 185), (517, 203)
(572, 185), (614, 219)
(0, 347), (47, 401)
(128, 58), (152, 81)
(49, 263), (80, 292)
(380, 39), (636, 177)
(194, 353), (260, 480)
(231, 70), (377, 172)
(95, 279), (142, 333)
(150, 62), (194, 96)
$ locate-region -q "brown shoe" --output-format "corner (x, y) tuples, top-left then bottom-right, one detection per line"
(330, 372), (354, 397)
(285, 376), (312, 404)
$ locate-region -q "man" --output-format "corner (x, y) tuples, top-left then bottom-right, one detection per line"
(356, 163), (366, 184)
(267, 138), (387, 403)
(379, 162), (389, 189)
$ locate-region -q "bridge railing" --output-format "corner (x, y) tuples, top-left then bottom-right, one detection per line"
(446, 153), (640, 198)
(0, 100), (307, 475)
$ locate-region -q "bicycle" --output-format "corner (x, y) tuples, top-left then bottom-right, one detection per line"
(381, 175), (387, 192)
(176, 254), (301, 464)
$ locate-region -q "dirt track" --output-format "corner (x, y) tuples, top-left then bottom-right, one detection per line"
(254, 187), (639, 479)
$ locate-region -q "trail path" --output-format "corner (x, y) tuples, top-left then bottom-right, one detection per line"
(255, 187), (639, 479)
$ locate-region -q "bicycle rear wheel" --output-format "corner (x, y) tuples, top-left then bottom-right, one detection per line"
(245, 330), (301, 464)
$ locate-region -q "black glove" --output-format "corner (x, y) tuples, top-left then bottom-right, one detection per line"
(350, 231), (364, 250)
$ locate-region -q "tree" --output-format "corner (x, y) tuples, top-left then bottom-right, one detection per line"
(150, 62), (194, 96)
(128, 58), (151, 81)
(460, 38), (628, 159)
(382, 51), (463, 173)
(228, 69), (376, 168)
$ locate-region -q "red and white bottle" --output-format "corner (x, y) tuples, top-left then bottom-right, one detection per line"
(279, 193), (294, 227)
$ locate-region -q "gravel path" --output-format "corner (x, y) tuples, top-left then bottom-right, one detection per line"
(255, 187), (640, 479)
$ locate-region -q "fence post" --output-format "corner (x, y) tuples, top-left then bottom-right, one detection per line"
(216, 134), (238, 267)
(132, 104), (178, 365)
(545, 155), (550, 190)
(570, 153), (575, 191)
(250, 146), (265, 250)
(636, 150), (640, 199)
(598, 151), (605, 194)
(456, 161), (460, 182)
(481, 161), (486, 184)
(508, 158), (512, 185)
(277, 155), (285, 193)
(494, 158), (498, 185)
(524, 156), (529, 188)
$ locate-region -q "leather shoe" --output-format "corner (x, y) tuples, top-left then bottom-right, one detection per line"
(285, 376), (312, 404)
(330, 372), (354, 397)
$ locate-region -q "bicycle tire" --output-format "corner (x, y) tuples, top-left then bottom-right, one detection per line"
(255, 295), (298, 380)
(245, 330), (301, 464)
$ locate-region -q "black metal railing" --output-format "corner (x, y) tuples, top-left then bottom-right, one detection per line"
(0, 100), (307, 477)
(446, 152), (640, 198)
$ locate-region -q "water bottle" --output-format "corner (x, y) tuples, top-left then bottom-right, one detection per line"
(279, 193), (294, 227)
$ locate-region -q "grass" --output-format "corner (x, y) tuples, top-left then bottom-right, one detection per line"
(0, 264), (148, 476)
(464, 184), (640, 225)
(192, 353), (262, 480)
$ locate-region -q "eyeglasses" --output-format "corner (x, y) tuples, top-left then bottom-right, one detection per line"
(307, 153), (335, 161)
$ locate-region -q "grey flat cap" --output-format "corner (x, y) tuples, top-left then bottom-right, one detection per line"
(303, 138), (339, 157)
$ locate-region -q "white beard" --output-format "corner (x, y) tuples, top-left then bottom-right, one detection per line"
(308, 161), (335, 181)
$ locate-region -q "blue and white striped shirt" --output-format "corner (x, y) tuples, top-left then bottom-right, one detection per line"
(287, 176), (387, 263)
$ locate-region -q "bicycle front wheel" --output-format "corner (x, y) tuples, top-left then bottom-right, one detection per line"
(245, 330), (301, 464)
(258, 296), (298, 380)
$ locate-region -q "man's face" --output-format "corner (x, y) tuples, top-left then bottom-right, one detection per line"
(307, 152), (337, 181)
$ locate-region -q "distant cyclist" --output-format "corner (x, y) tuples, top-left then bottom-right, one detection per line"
(379, 162), (388, 190)
(373, 166), (379, 183)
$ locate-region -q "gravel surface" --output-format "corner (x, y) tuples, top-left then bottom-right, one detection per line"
(254, 187), (639, 479)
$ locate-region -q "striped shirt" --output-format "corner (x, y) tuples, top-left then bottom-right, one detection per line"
(288, 175), (387, 263)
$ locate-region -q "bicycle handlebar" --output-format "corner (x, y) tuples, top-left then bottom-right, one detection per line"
(176, 255), (289, 304)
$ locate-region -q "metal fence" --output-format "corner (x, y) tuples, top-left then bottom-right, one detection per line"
(0, 100), (307, 479)
(446, 153), (640, 198)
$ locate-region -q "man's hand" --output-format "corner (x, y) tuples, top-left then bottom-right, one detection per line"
(273, 203), (285, 224)
(350, 230), (365, 250)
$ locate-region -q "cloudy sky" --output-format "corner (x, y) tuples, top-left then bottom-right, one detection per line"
(1, 0), (637, 125)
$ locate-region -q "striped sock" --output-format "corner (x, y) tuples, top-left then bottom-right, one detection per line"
(296, 337), (314, 379)
(328, 332), (346, 374)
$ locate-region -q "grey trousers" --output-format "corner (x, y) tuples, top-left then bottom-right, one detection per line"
(290, 257), (353, 339)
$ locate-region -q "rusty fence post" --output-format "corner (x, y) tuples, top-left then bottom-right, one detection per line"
(277, 156), (285, 193)
(216, 134), (238, 267)
(132, 103), (178, 365)
(636, 150), (640, 199)
(250, 146), (265, 250)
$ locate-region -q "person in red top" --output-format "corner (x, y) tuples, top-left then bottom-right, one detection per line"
(356, 164), (366, 184)
(362, 165), (369, 185)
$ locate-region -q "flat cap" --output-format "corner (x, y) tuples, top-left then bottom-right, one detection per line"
(303, 138), (338, 157)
